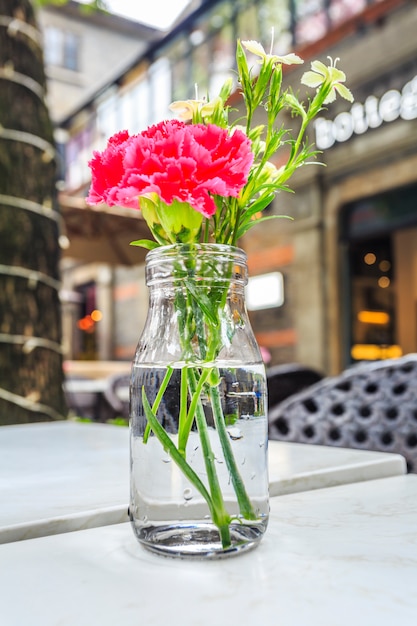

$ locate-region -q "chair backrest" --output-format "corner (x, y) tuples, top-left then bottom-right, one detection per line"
(63, 375), (98, 420)
(266, 363), (323, 410)
(103, 374), (130, 418)
(268, 354), (417, 472)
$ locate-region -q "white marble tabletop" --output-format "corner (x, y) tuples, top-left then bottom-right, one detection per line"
(0, 474), (416, 626)
(0, 421), (406, 543)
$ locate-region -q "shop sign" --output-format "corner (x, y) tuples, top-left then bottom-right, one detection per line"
(314, 75), (417, 150)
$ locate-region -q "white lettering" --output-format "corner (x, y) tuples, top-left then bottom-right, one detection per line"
(400, 76), (417, 120)
(350, 103), (368, 134)
(314, 118), (335, 150)
(333, 111), (354, 142)
(379, 89), (401, 122)
(314, 74), (417, 150)
(364, 95), (382, 128)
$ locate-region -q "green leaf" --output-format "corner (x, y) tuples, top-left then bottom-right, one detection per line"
(129, 239), (160, 249)
(141, 387), (214, 508)
(242, 191), (276, 218)
(184, 279), (219, 327)
(237, 214), (293, 238)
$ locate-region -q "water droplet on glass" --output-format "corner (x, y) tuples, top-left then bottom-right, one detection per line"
(183, 488), (193, 501)
(251, 472), (256, 480)
(227, 427), (242, 440)
(241, 457), (246, 465)
(161, 454), (171, 463)
(259, 441), (264, 448)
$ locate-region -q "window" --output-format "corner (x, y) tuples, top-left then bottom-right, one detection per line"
(44, 26), (79, 72)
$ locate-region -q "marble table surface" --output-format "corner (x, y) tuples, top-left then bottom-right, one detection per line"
(0, 421), (406, 543)
(0, 474), (416, 626)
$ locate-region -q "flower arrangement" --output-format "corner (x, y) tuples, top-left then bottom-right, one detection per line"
(87, 38), (352, 555)
(87, 40), (352, 248)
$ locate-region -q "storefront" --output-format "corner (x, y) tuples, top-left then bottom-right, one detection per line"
(324, 52), (417, 373)
(57, 0), (417, 375)
(245, 4), (417, 374)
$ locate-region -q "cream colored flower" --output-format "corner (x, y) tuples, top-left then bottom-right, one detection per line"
(169, 99), (204, 121)
(169, 96), (224, 122)
(301, 57), (354, 104)
(242, 40), (303, 66)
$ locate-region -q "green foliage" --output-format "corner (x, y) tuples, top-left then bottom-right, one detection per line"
(169, 37), (353, 247)
(33, 0), (107, 11)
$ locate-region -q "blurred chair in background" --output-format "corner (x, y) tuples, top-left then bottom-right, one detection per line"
(266, 363), (323, 411)
(268, 354), (417, 472)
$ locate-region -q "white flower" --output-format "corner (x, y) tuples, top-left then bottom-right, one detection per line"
(242, 40), (304, 66)
(301, 57), (354, 104)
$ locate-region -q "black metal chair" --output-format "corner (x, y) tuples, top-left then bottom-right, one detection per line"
(268, 354), (417, 473)
(63, 375), (100, 420)
(103, 373), (130, 419)
(266, 363), (323, 410)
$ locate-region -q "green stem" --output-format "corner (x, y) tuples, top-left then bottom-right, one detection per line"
(142, 365), (174, 443)
(188, 367), (232, 547)
(141, 388), (218, 521)
(209, 379), (257, 520)
(231, 200), (243, 247)
(177, 367), (189, 457)
(285, 116), (309, 174)
(177, 366), (211, 457)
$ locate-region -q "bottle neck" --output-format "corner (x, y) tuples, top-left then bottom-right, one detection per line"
(145, 243), (248, 289)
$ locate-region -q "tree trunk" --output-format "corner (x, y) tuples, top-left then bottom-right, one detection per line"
(0, 0), (67, 423)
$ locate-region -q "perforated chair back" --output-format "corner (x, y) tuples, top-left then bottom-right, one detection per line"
(268, 354), (417, 472)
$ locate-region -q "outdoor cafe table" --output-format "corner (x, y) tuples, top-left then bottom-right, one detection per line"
(0, 474), (416, 626)
(0, 421), (406, 544)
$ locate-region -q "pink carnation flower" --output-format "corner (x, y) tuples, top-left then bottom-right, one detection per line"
(87, 120), (253, 218)
(86, 131), (131, 206)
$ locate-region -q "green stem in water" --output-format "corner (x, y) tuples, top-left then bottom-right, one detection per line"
(177, 367), (189, 457)
(142, 365), (174, 443)
(209, 378), (257, 520)
(141, 388), (218, 520)
(187, 367), (232, 548)
(177, 366), (211, 458)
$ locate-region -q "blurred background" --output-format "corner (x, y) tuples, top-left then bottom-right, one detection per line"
(1, 0), (417, 422)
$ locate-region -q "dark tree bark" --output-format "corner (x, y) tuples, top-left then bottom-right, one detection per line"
(0, 0), (67, 423)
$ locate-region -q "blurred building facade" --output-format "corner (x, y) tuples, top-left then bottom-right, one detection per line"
(39, 0), (162, 123)
(54, 0), (417, 375)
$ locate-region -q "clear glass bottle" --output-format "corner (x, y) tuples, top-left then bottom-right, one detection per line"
(129, 243), (269, 558)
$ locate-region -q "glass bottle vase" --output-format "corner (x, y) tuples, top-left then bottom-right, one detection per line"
(129, 243), (269, 558)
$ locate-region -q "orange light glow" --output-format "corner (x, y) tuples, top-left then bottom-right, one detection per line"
(378, 276), (390, 288)
(364, 253), (376, 265)
(357, 311), (390, 325)
(77, 315), (95, 332)
(379, 260), (391, 272)
(91, 309), (103, 322)
(351, 344), (402, 361)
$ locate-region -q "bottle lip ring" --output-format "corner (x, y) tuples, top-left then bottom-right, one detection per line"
(145, 244), (248, 287)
